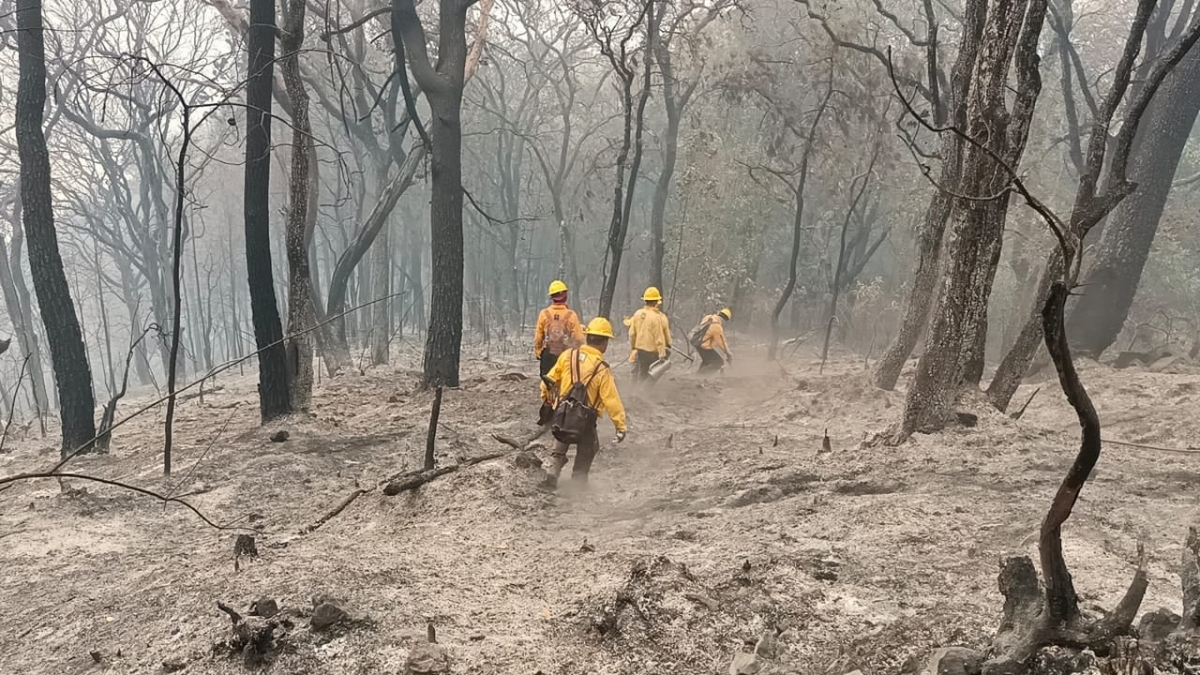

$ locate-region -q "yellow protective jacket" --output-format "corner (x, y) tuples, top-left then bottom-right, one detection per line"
(628, 305), (671, 359)
(700, 314), (730, 356)
(534, 302), (585, 358)
(540, 346), (627, 433)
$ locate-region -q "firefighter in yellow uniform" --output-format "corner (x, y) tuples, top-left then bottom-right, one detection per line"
(539, 317), (627, 490)
(697, 308), (733, 374)
(627, 287), (672, 381)
(534, 280), (586, 377)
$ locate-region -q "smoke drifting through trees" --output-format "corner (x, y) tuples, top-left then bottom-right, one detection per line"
(0, 0), (1197, 474)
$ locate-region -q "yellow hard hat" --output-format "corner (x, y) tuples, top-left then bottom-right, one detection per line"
(642, 286), (663, 302)
(719, 308), (732, 320)
(584, 317), (615, 338)
(548, 280), (569, 296)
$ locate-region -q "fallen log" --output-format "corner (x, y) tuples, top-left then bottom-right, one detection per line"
(382, 452), (506, 496)
(301, 488), (369, 534)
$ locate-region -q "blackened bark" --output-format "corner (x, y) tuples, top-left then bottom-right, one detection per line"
(767, 80), (834, 360)
(422, 85), (466, 387)
(1038, 282), (1091, 625)
(369, 217), (391, 365)
(15, 0), (96, 454)
(590, 0), (654, 319)
(873, 0), (985, 391)
(282, 0), (316, 410)
(901, 0), (1045, 434)
(0, 197), (49, 413)
(392, 0), (482, 388)
(1067, 47), (1200, 356)
(987, 252), (1062, 410)
(244, 0), (292, 420)
(16, 0), (97, 456)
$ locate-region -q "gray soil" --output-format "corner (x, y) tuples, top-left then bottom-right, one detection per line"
(1, 347), (1197, 674)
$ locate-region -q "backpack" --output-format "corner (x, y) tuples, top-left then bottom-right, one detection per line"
(550, 350), (608, 444)
(544, 309), (572, 356)
(688, 320), (714, 350)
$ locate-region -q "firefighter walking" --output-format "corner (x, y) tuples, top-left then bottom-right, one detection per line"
(539, 317), (627, 491)
(696, 308), (733, 374)
(627, 287), (671, 381)
(534, 280), (585, 377)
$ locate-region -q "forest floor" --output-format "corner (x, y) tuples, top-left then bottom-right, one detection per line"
(1, 341), (1199, 674)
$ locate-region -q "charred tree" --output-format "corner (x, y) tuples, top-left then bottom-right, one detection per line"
(281, 0), (316, 410)
(0, 196), (48, 414)
(583, 0), (655, 319)
(393, 0), (492, 388)
(821, 150), (878, 372)
(899, 0), (1045, 436)
(244, 0), (292, 420)
(960, 4), (1200, 667)
(1066, 7), (1200, 357)
(987, 3), (1200, 412)
(795, 0), (971, 391)
(761, 75), (834, 361)
(15, 0), (97, 456)
(647, 1), (731, 291)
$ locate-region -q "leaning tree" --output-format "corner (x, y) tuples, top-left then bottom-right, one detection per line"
(15, 0), (97, 455)
(894, 0), (1200, 668)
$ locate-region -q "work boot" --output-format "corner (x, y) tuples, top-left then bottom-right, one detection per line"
(539, 454), (567, 491)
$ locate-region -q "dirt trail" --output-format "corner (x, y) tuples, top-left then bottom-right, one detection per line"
(1, 349), (1198, 673)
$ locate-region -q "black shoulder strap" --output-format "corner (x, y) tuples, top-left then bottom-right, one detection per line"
(584, 358), (609, 387)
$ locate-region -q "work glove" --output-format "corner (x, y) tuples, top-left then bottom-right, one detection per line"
(538, 402), (554, 426)
(613, 431), (626, 444)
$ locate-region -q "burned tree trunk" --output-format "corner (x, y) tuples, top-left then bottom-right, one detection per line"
(987, 2), (1200, 412)
(244, 0), (292, 420)
(592, 0), (655, 319)
(766, 78), (834, 361)
(1067, 44), (1200, 357)
(417, 57), (466, 389)
(873, 0), (984, 391)
(15, 0), (97, 456)
(369, 218), (391, 366)
(392, 0), (493, 389)
(821, 152), (877, 371)
(0, 201), (48, 414)
(900, 0), (1045, 435)
(281, 0), (316, 411)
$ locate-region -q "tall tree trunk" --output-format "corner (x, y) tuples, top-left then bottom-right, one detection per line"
(114, 257), (156, 387)
(15, 0), (97, 455)
(900, 0), (1046, 435)
(0, 200), (49, 411)
(324, 145), (424, 369)
(281, 0), (316, 409)
(596, 0), (656, 319)
(648, 110), (680, 292)
(407, 221), (426, 336)
(244, 0), (292, 420)
(1066, 48), (1200, 355)
(873, 0), (985, 391)
(369, 216), (391, 365)
(767, 79), (833, 360)
(225, 224), (243, 362)
(987, 1), (1197, 408)
(422, 87), (466, 387)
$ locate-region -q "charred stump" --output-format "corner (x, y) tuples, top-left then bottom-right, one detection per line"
(216, 601), (281, 668)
